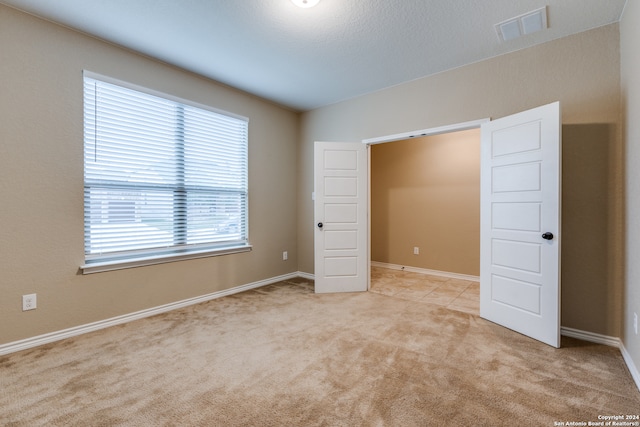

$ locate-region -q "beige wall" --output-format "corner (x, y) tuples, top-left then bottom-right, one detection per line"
(299, 24), (623, 337)
(0, 5), (299, 345)
(561, 123), (619, 335)
(621, 0), (640, 379)
(371, 129), (480, 276)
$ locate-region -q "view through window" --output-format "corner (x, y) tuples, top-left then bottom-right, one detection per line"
(83, 72), (249, 270)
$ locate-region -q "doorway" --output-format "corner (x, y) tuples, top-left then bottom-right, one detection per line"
(367, 126), (483, 315)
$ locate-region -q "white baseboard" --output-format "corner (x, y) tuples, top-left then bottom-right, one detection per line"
(560, 326), (621, 347)
(371, 261), (480, 282)
(297, 271), (315, 281)
(0, 271), (304, 357)
(620, 342), (640, 392)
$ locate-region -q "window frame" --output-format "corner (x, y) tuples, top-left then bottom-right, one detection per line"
(81, 71), (251, 274)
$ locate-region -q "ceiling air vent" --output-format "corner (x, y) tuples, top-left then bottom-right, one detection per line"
(495, 6), (548, 42)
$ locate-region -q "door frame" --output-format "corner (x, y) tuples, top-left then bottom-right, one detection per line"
(361, 118), (490, 289)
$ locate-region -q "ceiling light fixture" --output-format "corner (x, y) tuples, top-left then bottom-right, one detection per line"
(291, 0), (320, 8)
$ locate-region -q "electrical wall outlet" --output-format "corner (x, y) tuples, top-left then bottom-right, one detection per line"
(22, 294), (37, 311)
(413, 247), (420, 255)
(634, 312), (638, 335)
(282, 251), (288, 261)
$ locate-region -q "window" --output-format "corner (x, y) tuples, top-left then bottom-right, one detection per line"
(82, 71), (250, 273)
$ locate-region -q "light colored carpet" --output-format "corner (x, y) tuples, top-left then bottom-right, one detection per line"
(1, 278), (638, 426)
(370, 266), (480, 315)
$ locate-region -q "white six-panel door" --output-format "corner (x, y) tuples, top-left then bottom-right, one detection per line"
(314, 142), (368, 293)
(480, 102), (561, 348)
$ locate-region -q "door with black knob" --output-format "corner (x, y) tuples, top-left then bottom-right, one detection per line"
(480, 102), (561, 348)
(314, 141), (367, 293)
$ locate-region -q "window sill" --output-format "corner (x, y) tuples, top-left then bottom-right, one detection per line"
(80, 244), (252, 274)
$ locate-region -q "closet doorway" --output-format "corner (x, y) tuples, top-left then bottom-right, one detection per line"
(369, 127), (481, 315)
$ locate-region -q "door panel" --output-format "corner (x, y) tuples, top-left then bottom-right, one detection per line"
(492, 239), (541, 272)
(325, 204), (358, 222)
(492, 121), (541, 156)
(492, 202), (541, 231)
(491, 275), (541, 314)
(480, 101), (561, 348)
(325, 230), (358, 250)
(325, 257), (358, 276)
(325, 177), (358, 196)
(492, 162), (541, 192)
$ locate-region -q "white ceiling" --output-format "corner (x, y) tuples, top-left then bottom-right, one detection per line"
(1, 0), (627, 111)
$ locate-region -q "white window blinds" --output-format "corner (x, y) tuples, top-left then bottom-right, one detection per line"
(83, 72), (249, 269)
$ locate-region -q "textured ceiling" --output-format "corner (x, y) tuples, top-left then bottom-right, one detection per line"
(0, 0), (628, 111)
